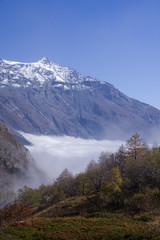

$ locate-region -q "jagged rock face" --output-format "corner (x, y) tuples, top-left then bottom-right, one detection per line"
(0, 57), (160, 140)
(0, 122), (44, 191)
(0, 122), (30, 174)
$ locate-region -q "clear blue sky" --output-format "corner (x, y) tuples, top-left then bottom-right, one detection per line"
(0, 0), (160, 109)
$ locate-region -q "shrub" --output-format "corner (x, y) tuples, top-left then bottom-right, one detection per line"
(18, 185), (42, 208)
(125, 193), (146, 214)
(125, 188), (160, 214)
(0, 201), (32, 226)
(136, 214), (154, 222)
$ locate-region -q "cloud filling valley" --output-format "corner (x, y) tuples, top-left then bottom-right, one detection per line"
(22, 133), (124, 182)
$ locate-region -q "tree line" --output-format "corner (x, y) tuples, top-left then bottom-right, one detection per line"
(17, 133), (160, 212)
(1, 133), (160, 224)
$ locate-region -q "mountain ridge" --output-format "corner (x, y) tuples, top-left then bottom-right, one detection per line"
(0, 57), (160, 141)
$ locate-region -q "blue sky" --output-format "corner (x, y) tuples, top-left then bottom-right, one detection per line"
(0, 0), (160, 109)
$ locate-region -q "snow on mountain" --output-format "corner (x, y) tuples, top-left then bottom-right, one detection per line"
(0, 57), (97, 89)
(0, 57), (160, 141)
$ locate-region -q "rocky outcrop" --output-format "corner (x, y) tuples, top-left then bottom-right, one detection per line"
(0, 122), (45, 192)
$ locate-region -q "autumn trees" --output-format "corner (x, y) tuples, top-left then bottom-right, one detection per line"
(0, 201), (32, 226)
(126, 133), (147, 161)
(25, 133), (160, 213)
(18, 185), (42, 208)
(2, 133), (160, 218)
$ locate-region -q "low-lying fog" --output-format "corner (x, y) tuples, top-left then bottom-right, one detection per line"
(22, 133), (124, 182)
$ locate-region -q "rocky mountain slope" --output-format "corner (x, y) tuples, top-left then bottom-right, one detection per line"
(0, 122), (44, 192)
(0, 57), (160, 140)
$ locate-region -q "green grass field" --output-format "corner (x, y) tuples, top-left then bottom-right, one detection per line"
(0, 213), (159, 240)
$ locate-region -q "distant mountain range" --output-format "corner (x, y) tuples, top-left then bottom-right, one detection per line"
(0, 57), (160, 141)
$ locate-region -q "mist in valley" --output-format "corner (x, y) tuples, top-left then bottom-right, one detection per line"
(21, 133), (124, 183)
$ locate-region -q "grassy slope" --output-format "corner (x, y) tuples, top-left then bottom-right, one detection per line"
(36, 195), (98, 218)
(0, 214), (160, 240)
(1, 196), (160, 239)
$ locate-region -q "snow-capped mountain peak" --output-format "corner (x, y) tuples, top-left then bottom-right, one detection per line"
(0, 57), (160, 141)
(38, 57), (51, 65)
(0, 58), (96, 89)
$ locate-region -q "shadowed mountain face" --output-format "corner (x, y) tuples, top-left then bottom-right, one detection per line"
(0, 122), (45, 191)
(0, 57), (160, 140)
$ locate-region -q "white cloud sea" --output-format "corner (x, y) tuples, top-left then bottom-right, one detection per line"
(22, 133), (124, 181)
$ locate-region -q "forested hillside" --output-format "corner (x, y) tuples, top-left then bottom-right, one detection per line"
(30, 133), (160, 215)
(1, 133), (160, 239)
(2, 133), (160, 216)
